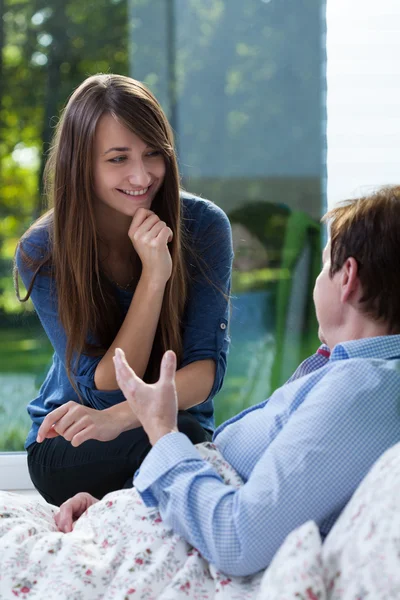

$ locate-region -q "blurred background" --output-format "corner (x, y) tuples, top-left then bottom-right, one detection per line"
(0, 0), (326, 451)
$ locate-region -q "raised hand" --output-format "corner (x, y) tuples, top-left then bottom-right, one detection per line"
(36, 402), (125, 447)
(55, 492), (99, 533)
(113, 347), (178, 446)
(128, 208), (173, 285)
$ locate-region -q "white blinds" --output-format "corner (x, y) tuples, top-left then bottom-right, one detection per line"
(327, 0), (400, 207)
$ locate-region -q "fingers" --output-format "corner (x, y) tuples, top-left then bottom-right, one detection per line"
(114, 348), (135, 383)
(63, 418), (94, 446)
(38, 403), (96, 445)
(130, 208), (155, 229)
(132, 213), (161, 238)
(43, 425), (60, 440)
(48, 405), (86, 441)
(113, 348), (139, 394)
(37, 403), (71, 442)
(114, 348), (177, 393)
(145, 219), (168, 240)
(135, 221), (173, 247)
(156, 225), (173, 244)
(129, 211), (159, 242)
(55, 493), (98, 533)
(159, 350), (177, 385)
(55, 498), (75, 533)
(70, 426), (95, 448)
(128, 209), (173, 247)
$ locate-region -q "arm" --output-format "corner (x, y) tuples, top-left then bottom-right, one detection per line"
(16, 239), (128, 411)
(105, 201), (234, 427)
(132, 361), (400, 576)
(94, 209), (173, 390)
(179, 201), (233, 404)
(16, 238), (144, 444)
(94, 274), (166, 390)
(17, 221), (170, 444)
(16, 212), (172, 410)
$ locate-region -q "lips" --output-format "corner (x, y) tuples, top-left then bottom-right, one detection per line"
(119, 185), (150, 197)
(115, 183), (156, 206)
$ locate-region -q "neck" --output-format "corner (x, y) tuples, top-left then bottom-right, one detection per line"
(327, 312), (391, 350)
(95, 203), (133, 258)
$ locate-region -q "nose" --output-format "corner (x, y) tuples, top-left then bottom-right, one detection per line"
(127, 159), (152, 188)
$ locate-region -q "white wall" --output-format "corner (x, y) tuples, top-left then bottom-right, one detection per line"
(327, 0), (400, 207)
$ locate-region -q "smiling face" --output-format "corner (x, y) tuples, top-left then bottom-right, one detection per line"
(92, 113), (166, 217)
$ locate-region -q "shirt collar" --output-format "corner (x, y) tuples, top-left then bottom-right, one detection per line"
(330, 335), (400, 361)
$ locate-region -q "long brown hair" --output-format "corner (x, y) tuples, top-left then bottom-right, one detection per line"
(15, 73), (187, 387)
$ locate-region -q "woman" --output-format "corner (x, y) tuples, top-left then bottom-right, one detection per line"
(14, 73), (233, 506)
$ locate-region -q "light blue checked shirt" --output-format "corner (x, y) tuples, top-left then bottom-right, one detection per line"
(134, 336), (400, 576)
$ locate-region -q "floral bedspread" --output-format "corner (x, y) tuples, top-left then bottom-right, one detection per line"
(0, 442), (324, 599)
(2, 439), (400, 599)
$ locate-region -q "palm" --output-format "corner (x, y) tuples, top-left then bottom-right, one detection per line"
(115, 348), (178, 444)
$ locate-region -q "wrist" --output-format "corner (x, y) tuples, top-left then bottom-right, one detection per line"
(140, 269), (169, 291)
(149, 426), (179, 446)
(106, 402), (139, 432)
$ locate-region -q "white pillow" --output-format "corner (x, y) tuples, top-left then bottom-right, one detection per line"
(322, 441), (400, 599)
(257, 520), (326, 600)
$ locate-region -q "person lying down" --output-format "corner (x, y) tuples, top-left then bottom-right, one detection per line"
(2, 186), (400, 599)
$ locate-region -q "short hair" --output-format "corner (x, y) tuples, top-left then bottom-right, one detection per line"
(323, 186), (400, 333)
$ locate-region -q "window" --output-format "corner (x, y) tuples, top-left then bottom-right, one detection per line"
(130, 0), (326, 420)
(0, 1), (326, 486)
(327, 0), (400, 203)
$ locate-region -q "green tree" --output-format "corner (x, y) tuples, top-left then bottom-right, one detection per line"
(0, 0), (130, 314)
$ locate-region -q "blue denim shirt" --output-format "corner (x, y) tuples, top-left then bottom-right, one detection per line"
(16, 193), (233, 448)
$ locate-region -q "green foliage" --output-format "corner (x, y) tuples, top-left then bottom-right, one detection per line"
(0, 327), (52, 451)
(0, 0), (130, 257)
(232, 267), (290, 293)
(0, 327), (52, 373)
(0, 425), (27, 452)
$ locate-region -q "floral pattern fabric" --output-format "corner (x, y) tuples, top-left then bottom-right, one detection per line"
(322, 440), (400, 599)
(0, 442), (319, 600)
(2, 440), (400, 599)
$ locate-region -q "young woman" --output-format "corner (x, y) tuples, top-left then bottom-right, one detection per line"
(14, 73), (233, 506)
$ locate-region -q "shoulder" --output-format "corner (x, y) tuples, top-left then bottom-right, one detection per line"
(19, 213), (52, 251)
(304, 357), (400, 408)
(180, 191), (231, 237)
(328, 355), (400, 378)
(15, 213), (52, 271)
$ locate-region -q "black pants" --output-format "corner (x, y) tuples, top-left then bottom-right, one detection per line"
(27, 410), (211, 506)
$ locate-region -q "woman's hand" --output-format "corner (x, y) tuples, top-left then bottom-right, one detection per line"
(55, 492), (99, 533)
(128, 208), (173, 284)
(113, 347), (178, 446)
(36, 402), (125, 447)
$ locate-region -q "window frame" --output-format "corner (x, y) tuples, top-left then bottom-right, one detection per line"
(0, 453), (32, 490)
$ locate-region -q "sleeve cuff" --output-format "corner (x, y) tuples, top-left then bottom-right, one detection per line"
(75, 360), (128, 409)
(134, 432), (203, 506)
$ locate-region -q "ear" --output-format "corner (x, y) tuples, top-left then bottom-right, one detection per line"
(340, 257), (360, 303)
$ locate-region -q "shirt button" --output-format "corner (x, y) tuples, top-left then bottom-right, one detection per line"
(220, 323), (227, 330)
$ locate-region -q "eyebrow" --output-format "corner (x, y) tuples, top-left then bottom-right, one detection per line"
(103, 146), (131, 155)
